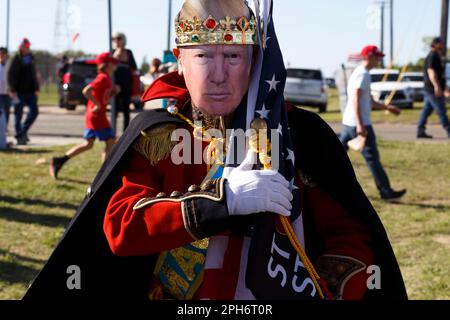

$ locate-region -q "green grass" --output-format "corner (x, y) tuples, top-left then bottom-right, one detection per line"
(0, 141), (449, 300)
(347, 140), (450, 300)
(301, 88), (445, 125)
(39, 83), (59, 106)
(0, 144), (103, 299)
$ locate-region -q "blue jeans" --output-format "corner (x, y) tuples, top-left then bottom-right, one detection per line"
(0, 94), (11, 125)
(14, 93), (39, 138)
(0, 109), (6, 149)
(340, 125), (392, 195)
(417, 92), (450, 135)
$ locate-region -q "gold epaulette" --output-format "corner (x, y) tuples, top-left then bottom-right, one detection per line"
(133, 123), (178, 166)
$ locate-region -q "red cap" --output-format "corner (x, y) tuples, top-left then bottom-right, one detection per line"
(360, 45), (385, 58)
(21, 38), (31, 48)
(95, 52), (119, 65)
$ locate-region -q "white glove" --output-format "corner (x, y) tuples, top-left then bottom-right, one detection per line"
(225, 150), (293, 217)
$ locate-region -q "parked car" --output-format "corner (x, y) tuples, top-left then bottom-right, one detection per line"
(60, 58), (144, 111)
(402, 72), (424, 102)
(284, 68), (328, 112)
(325, 77), (337, 89)
(445, 63), (450, 88)
(60, 58), (97, 110)
(370, 69), (414, 109)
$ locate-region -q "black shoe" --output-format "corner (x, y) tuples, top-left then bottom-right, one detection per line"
(24, 133), (30, 142)
(50, 157), (67, 179)
(381, 189), (407, 202)
(16, 136), (27, 145)
(417, 132), (433, 139)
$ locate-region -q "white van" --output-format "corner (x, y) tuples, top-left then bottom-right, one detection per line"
(284, 68), (328, 113)
(402, 72), (424, 102)
(370, 69), (414, 109)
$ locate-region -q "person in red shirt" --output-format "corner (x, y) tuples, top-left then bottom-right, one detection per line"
(49, 52), (119, 179)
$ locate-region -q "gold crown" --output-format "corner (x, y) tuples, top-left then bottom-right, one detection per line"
(175, 14), (258, 46)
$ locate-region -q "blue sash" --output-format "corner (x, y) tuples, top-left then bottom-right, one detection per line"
(150, 162), (224, 300)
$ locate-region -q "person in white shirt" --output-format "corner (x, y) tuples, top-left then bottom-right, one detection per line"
(0, 47), (10, 149)
(340, 45), (406, 201)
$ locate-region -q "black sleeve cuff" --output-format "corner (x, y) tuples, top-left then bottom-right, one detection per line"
(182, 194), (230, 240)
(133, 178), (232, 240)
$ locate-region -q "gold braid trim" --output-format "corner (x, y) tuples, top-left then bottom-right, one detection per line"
(133, 124), (178, 166)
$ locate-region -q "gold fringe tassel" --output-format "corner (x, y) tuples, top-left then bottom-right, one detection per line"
(133, 124), (178, 166)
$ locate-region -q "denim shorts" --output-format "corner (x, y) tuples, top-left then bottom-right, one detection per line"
(83, 128), (115, 141)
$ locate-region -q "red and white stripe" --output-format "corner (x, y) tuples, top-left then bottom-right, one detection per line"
(195, 217), (304, 300)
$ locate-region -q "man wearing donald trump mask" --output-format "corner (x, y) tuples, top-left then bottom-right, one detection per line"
(24, 0), (407, 301)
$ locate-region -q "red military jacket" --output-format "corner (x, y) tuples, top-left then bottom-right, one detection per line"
(103, 73), (374, 300)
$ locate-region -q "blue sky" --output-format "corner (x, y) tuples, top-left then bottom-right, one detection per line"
(0, 0), (445, 76)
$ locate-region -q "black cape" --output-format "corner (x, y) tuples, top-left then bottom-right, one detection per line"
(23, 107), (407, 300)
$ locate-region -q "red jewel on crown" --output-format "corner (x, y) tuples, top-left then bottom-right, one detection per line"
(224, 34), (233, 42)
(204, 16), (217, 30)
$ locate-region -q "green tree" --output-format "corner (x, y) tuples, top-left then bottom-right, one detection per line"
(32, 50), (59, 83)
(140, 56), (150, 75)
(60, 50), (95, 59)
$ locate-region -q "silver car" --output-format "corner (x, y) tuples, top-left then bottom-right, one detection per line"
(284, 68), (328, 113)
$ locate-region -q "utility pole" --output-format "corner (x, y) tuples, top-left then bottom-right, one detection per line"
(380, 1), (385, 67)
(6, 0), (10, 49)
(167, 0), (172, 52)
(108, 0), (113, 52)
(107, 0), (117, 132)
(375, 0), (392, 67)
(390, 0), (394, 65)
(441, 0), (449, 61)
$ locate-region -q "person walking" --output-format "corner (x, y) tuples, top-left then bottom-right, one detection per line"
(0, 47), (11, 126)
(417, 37), (450, 139)
(7, 38), (40, 145)
(340, 45), (406, 201)
(49, 52), (119, 179)
(0, 46), (11, 146)
(111, 32), (137, 135)
(149, 58), (163, 81)
(0, 46), (10, 150)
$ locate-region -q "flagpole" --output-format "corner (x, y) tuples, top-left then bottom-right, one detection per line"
(6, 0), (10, 49)
(108, 0), (113, 51)
(167, 0), (172, 52)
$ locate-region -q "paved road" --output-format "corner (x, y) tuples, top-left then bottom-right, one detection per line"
(4, 104), (450, 147)
(4, 103), (160, 147)
(329, 122), (450, 144)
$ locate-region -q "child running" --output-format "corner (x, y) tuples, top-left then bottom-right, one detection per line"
(50, 52), (119, 179)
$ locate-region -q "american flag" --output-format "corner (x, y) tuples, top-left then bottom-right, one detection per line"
(243, 0), (320, 300)
(200, 1), (320, 300)
(348, 52), (363, 63)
